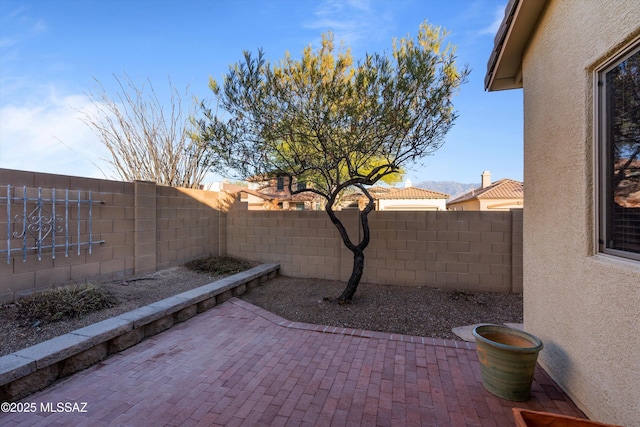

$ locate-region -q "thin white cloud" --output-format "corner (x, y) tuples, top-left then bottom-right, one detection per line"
(1, 5), (47, 41)
(0, 90), (111, 178)
(0, 5), (49, 75)
(0, 34), (18, 49)
(346, 0), (372, 12)
(479, 5), (505, 36)
(31, 18), (48, 35)
(305, 0), (393, 48)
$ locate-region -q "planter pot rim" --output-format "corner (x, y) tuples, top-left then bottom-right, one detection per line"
(473, 324), (543, 353)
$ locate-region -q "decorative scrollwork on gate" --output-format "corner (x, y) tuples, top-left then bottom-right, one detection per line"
(12, 204), (64, 242)
(1, 185), (105, 263)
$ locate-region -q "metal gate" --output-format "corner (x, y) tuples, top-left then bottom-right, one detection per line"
(0, 185), (105, 264)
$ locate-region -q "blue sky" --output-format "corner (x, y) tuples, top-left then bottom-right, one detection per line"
(0, 0), (521, 185)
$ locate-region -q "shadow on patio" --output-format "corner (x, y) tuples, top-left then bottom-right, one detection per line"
(0, 298), (585, 427)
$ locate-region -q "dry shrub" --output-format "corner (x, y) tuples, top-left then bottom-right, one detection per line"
(184, 256), (251, 276)
(16, 284), (117, 324)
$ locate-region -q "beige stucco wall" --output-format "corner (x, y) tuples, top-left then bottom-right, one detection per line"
(447, 199), (481, 211)
(240, 192), (267, 210)
(478, 198), (523, 211)
(449, 198), (523, 211)
(521, 1), (640, 425)
(378, 198), (447, 211)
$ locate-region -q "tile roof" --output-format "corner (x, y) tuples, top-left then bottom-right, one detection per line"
(367, 186), (394, 195)
(236, 188), (316, 202)
(236, 189), (271, 200)
(339, 186), (396, 202)
(377, 187), (450, 200)
(447, 179), (523, 204)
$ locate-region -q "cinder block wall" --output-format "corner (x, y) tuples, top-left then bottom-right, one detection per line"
(155, 186), (226, 271)
(226, 203), (523, 293)
(364, 210), (518, 292)
(226, 207), (351, 281)
(0, 169), (224, 301)
(1, 168), (523, 300)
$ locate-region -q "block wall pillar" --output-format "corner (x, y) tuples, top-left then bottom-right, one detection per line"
(134, 181), (157, 275)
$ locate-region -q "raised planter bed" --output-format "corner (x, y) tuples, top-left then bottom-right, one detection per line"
(0, 264), (279, 402)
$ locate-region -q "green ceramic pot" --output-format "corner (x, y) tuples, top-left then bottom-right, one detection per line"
(473, 324), (543, 401)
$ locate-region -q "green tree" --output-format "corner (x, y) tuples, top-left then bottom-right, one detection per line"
(199, 22), (469, 302)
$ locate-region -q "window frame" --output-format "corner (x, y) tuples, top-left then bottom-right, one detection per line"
(595, 38), (640, 261)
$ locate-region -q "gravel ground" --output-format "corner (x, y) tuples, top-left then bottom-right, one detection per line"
(241, 276), (523, 341)
(0, 267), (522, 356)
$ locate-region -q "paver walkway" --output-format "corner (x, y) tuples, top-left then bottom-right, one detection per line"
(1, 298), (586, 427)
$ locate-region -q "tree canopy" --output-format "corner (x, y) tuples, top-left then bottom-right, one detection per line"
(199, 22), (469, 302)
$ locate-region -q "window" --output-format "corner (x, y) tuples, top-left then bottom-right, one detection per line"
(276, 177), (284, 191)
(297, 181), (306, 191)
(597, 41), (640, 261)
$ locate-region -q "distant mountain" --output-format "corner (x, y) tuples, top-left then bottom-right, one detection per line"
(414, 181), (478, 199)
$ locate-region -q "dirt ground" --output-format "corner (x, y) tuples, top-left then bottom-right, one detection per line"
(0, 266), (228, 356)
(0, 262), (522, 356)
(240, 276), (523, 340)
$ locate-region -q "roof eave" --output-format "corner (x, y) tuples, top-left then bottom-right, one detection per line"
(484, 0), (548, 92)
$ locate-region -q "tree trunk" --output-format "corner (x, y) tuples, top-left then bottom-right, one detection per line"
(326, 208), (373, 304)
(324, 185), (375, 304)
(337, 249), (365, 303)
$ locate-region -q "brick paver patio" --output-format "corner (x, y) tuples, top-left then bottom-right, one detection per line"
(1, 298), (586, 426)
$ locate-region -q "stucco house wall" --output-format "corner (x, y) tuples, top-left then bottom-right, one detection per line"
(494, 1), (640, 425)
(478, 198), (522, 211)
(448, 197), (523, 211)
(447, 199), (480, 211)
(378, 198), (447, 211)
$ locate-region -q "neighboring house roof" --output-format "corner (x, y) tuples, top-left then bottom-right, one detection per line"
(340, 186), (394, 201)
(206, 181), (247, 193)
(363, 186), (395, 198)
(485, 0), (548, 91)
(236, 189), (271, 200)
(237, 188), (316, 202)
(342, 186), (448, 201)
(378, 187), (450, 200)
(219, 183), (246, 193)
(447, 179), (523, 205)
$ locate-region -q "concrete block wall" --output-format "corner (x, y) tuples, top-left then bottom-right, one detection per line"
(226, 207), (348, 281)
(0, 169), (224, 302)
(364, 210), (518, 292)
(155, 186), (225, 271)
(226, 204), (523, 293)
(1, 168), (523, 299)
